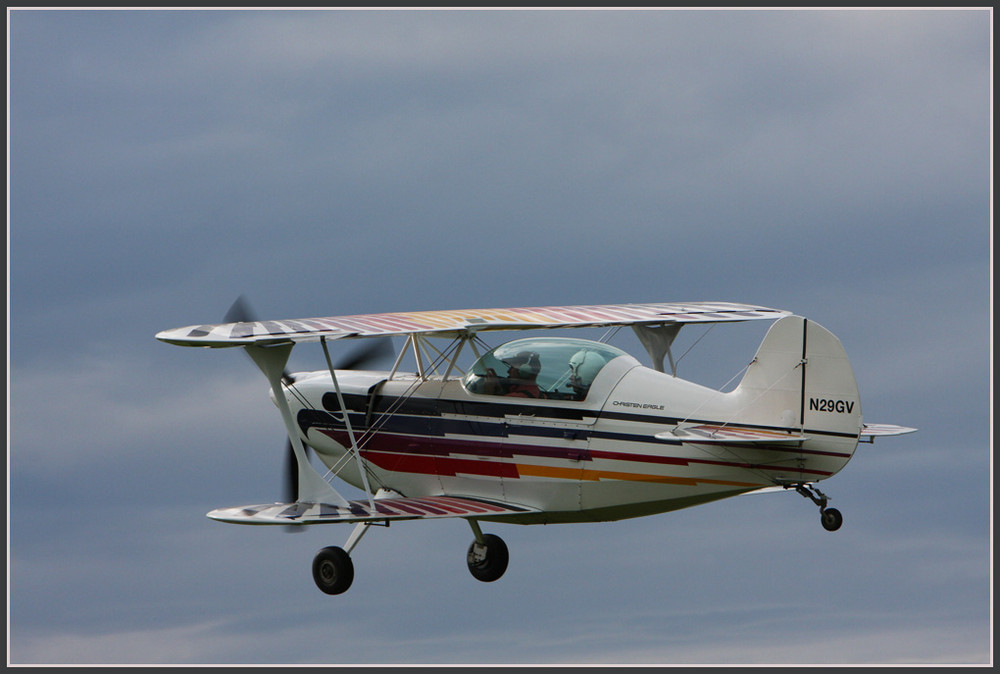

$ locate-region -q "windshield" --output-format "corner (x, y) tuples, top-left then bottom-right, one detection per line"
(463, 337), (629, 401)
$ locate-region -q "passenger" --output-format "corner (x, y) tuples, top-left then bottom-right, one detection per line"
(568, 349), (603, 400)
(502, 351), (542, 398)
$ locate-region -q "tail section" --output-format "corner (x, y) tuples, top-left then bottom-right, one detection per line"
(729, 315), (862, 480)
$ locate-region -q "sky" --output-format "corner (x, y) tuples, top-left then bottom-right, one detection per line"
(8, 8), (992, 666)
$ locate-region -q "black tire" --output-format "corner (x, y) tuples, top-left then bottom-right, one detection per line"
(312, 546), (354, 595)
(821, 508), (843, 532)
(466, 533), (509, 582)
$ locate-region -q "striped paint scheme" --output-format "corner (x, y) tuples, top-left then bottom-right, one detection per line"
(157, 302), (790, 347)
(207, 495), (537, 525)
(315, 424), (836, 489)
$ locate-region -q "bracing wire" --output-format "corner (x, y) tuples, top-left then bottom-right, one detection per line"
(676, 359), (754, 427)
(673, 323), (715, 370)
(599, 325), (622, 343)
(322, 336), (466, 486)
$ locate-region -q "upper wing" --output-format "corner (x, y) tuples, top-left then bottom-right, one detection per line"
(207, 495), (539, 526)
(156, 301), (790, 348)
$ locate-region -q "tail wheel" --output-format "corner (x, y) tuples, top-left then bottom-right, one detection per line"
(821, 508), (843, 532)
(312, 546), (354, 595)
(466, 533), (509, 582)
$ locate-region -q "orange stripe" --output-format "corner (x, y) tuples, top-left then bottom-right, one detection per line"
(515, 463), (758, 488)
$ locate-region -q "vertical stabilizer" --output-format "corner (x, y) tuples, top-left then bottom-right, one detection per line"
(732, 316), (862, 440)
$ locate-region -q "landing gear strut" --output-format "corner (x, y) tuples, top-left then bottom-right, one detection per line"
(793, 483), (843, 532)
(311, 520), (376, 595)
(466, 520), (509, 582)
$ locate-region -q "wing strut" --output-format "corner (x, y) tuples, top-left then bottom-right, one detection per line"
(632, 323), (682, 375)
(245, 344), (349, 506)
(321, 337), (377, 513)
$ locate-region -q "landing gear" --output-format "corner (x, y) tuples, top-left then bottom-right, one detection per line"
(792, 483), (843, 532)
(312, 546), (354, 595)
(310, 520), (509, 595)
(466, 520), (508, 583)
(467, 533), (509, 582)
(820, 507), (843, 532)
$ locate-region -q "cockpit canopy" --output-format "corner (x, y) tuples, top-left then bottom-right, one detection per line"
(463, 337), (630, 401)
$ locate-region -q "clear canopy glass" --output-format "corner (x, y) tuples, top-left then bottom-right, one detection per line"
(463, 337), (630, 401)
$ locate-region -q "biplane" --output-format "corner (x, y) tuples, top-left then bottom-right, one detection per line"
(156, 301), (915, 595)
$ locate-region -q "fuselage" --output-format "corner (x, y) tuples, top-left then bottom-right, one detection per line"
(282, 337), (860, 524)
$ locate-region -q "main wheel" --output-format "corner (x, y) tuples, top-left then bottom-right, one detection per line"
(466, 533), (509, 582)
(312, 546), (354, 595)
(821, 507), (843, 532)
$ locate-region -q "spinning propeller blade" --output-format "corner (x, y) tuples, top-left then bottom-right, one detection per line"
(333, 337), (395, 370)
(278, 338), (392, 507)
(225, 297), (395, 520)
(282, 440), (305, 533)
(283, 439), (298, 504)
(225, 296), (296, 384)
(223, 294), (255, 325)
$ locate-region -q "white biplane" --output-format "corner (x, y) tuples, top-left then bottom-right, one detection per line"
(157, 300), (915, 595)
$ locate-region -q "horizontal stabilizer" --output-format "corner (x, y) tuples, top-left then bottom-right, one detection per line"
(207, 495), (538, 526)
(660, 424), (809, 444)
(860, 423), (918, 439)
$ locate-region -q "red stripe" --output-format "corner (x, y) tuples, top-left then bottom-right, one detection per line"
(363, 450), (520, 479)
(408, 498), (467, 514)
(433, 497), (502, 513)
(378, 500), (429, 516)
(588, 449), (689, 466)
(395, 500), (450, 515)
(371, 502), (401, 516)
(365, 453), (439, 475)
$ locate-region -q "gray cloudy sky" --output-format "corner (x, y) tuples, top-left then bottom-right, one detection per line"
(8, 8), (991, 665)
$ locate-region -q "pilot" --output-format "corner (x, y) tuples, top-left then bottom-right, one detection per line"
(502, 351), (542, 398)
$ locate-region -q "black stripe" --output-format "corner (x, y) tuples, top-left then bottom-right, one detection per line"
(800, 318), (808, 427)
(322, 392), (595, 422)
(299, 405), (858, 456)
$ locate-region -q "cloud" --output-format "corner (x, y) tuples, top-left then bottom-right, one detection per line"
(13, 618), (260, 665)
(11, 350), (270, 472)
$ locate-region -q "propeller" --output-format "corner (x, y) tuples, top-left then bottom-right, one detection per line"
(224, 295), (296, 385)
(223, 297), (395, 518)
(282, 439), (299, 503)
(334, 336), (396, 371)
(279, 337), (393, 528)
(223, 294), (256, 325)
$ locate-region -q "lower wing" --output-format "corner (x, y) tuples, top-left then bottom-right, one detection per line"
(208, 495), (538, 526)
